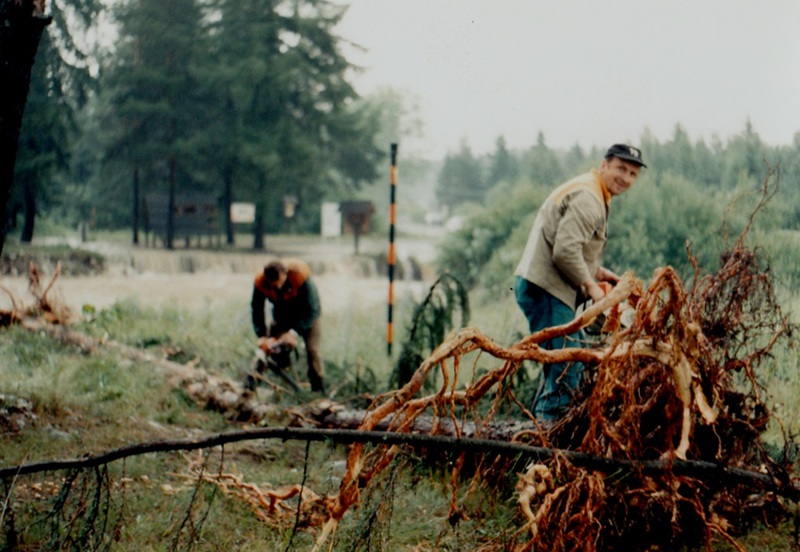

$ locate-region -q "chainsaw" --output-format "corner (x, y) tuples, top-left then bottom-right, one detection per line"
(244, 342), (301, 392)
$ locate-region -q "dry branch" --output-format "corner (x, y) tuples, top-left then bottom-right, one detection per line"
(305, 173), (793, 551)
(3, 170), (794, 551)
(16, 315), (279, 423)
(2, 427), (795, 499)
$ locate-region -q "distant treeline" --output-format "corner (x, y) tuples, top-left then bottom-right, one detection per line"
(8, 0), (800, 274)
(9, 0), (386, 248)
(435, 125), (800, 296)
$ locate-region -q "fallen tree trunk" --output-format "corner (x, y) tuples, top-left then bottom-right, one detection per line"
(310, 402), (539, 440)
(18, 317), (279, 422)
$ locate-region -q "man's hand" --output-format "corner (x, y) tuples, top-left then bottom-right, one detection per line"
(258, 330), (298, 355)
(595, 266), (620, 284)
(278, 330), (299, 349)
(584, 281), (606, 303)
(584, 280), (614, 303)
(257, 336), (278, 354)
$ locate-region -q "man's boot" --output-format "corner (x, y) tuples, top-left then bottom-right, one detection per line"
(309, 373), (326, 396)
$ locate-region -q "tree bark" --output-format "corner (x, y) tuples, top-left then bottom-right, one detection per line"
(20, 175), (35, 242)
(253, 209), (265, 249)
(0, 1), (50, 255)
(132, 165), (140, 245)
(167, 153), (176, 249)
(223, 163), (234, 245)
(315, 405), (539, 441)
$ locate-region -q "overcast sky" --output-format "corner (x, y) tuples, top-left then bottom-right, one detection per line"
(333, 0), (800, 159)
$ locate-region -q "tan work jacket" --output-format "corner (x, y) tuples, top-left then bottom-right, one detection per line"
(514, 169), (610, 309)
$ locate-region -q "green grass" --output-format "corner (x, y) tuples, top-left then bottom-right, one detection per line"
(2, 265), (800, 550)
(0, 280), (482, 549)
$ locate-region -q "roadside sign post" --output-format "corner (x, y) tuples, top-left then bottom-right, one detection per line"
(387, 143), (398, 356)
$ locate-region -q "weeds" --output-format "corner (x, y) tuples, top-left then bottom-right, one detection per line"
(3, 204), (800, 549)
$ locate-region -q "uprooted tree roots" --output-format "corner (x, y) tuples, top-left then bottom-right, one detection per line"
(0, 260), (72, 326)
(512, 253), (792, 552)
(302, 263), (791, 551)
(3, 180), (797, 551)
(243, 200), (795, 550)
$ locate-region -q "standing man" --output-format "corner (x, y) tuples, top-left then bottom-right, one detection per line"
(251, 258), (325, 394)
(514, 144), (646, 422)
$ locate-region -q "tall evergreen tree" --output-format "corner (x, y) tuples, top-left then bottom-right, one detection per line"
(562, 142), (588, 175)
(199, 0), (381, 247)
(520, 131), (564, 187)
(8, 0), (99, 244)
(109, 0), (208, 248)
(436, 140), (485, 209)
(722, 120), (765, 189)
(486, 135), (518, 188)
(663, 124), (695, 179)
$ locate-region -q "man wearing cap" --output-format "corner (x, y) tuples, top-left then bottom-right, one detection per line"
(514, 144), (646, 423)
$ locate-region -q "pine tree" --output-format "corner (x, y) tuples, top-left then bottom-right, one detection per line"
(109, 0), (208, 248)
(486, 135), (518, 188)
(436, 140), (485, 209)
(202, 0), (381, 247)
(1, 0), (100, 251)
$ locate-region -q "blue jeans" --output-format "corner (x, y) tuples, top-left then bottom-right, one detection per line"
(514, 276), (585, 421)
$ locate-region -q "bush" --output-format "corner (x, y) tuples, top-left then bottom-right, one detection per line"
(436, 169), (794, 306)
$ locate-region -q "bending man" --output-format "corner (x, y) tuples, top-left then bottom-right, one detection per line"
(251, 259), (325, 394)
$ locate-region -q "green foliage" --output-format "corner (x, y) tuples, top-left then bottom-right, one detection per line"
(758, 230), (800, 290)
(363, 87), (425, 153)
(436, 141), (487, 209)
(101, 0), (383, 244)
(437, 126), (800, 304)
(390, 273), (470, 390)
(10, 0), (100, 243)
(107, 0), (210, 247)
(518, 131), (569, 187)
(436, 180), (546, 292)
(606, 172), (728, 280)
(486, 135), (519, 188)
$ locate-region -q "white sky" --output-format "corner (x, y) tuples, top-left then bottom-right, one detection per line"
(334, 0), (800, 159)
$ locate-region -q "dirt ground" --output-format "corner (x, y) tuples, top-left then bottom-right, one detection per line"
(0, 233), (439, 317)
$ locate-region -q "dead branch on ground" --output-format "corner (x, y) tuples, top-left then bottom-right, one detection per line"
(2, 170), (795, 551)
(299, 168), (795, 551)
(0, 261), (71, 325)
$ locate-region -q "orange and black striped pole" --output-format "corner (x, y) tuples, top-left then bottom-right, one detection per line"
(387, 143), (398, 356)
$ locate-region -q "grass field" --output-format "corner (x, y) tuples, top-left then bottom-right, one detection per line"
(1, 238), (799, 551)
